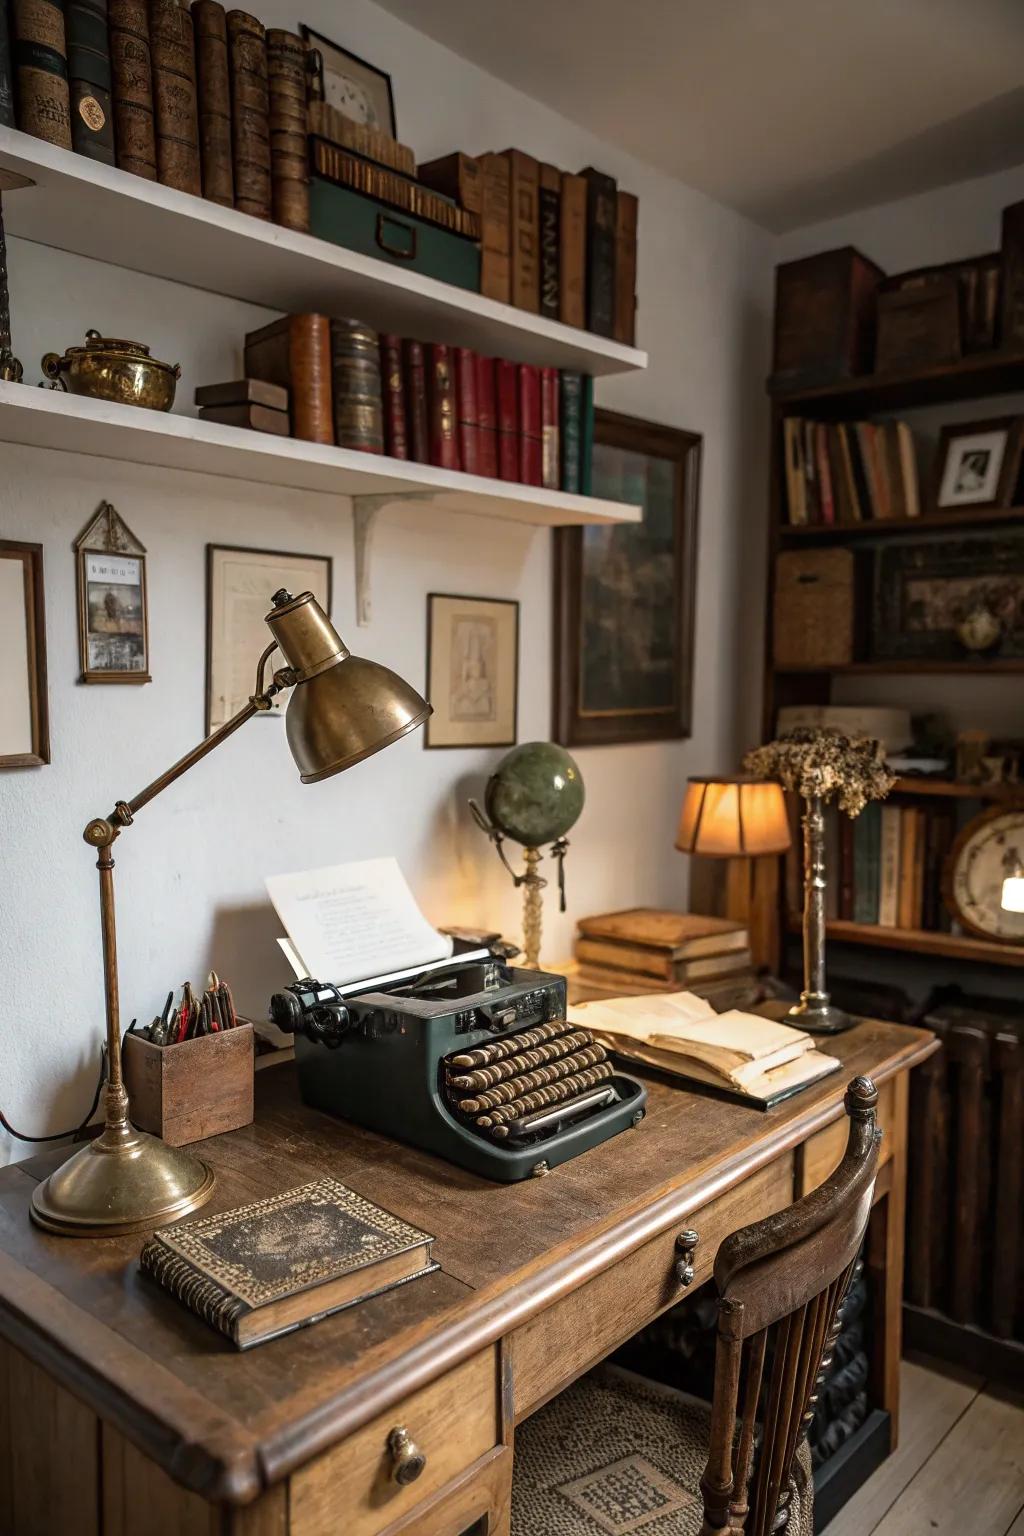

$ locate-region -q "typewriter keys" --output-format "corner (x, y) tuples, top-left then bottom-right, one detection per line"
(442, 1020), (615, 1145)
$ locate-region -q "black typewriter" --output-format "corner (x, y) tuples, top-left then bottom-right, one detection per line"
(270, 946), (647, 1181)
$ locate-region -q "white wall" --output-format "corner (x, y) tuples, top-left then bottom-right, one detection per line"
(0, 0), (774, 1157)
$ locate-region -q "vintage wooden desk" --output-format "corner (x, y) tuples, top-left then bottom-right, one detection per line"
(0, 1018), (935, 1536)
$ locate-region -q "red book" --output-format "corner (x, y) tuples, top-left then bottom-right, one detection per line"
(403, 340), (429, 464)
(379, 333), (408, 460)
(541, 367), (559, 489)
(816, 423), (835, 524)
(517, 364), (543, 486)
(454, 347), (480, 475)
(477, 356), (498, 478)
(427, 344), (459, 470)
(496, 360), (519, 481)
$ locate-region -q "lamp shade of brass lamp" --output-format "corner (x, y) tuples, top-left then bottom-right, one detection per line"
(30, 590), (430, 1238)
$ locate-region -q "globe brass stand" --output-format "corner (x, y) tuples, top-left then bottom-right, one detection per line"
(31, 590), (430, 1237)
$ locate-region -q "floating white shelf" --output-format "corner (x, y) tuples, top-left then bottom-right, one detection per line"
(0, 127), (647, 377)
(0, 382), (640, 525)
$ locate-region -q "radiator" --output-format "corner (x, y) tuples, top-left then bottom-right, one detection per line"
(907, 999), (1023, 1340)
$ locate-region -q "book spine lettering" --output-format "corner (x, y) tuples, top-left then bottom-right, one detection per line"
(495, 359), (518, 481)
(541, 366), (559, 490)
(379, 333), (408, 460)
(107, 0), (155, 176)
(454, 346), (479, 476)
(149, 0), (199, 193)
(226, 7), (269, 219)
(517, 363), (542, 486)
(581, 167), (616, 337)
(538, 163), (560, 322)
(266, 27), (307, 232)
(427, 343), (459, 470)
(504, 149), (539, 312)
(559, 370), (582, 493)
(66, 0), (114, 161)
(559, 171), (586, 329)
(13, 0), (72, 147)
(330, 318), (382, 454)
(476, 355), (498, 479)
(403, 340), (429, 464)
(191, 0), (232, 204)
(613, 189), (637, 346)
(140, 1241), (244, 1344)
(479, 151), (511, 305)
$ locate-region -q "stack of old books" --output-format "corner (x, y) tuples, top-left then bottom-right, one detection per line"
(570, 908), (758, 1009)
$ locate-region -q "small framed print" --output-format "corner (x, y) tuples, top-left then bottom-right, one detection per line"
(75, 502), (149, 684)
(300, 25), (397, 136)
(206, 545), (333, 733)
(934, 416), (1024, 512)
(425, 594), (519, 749)
(0, 540), (49, 768)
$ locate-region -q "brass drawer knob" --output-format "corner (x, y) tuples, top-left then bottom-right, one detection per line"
(675, 1229), (699, 1287)
(387, 1426), (426, 1486)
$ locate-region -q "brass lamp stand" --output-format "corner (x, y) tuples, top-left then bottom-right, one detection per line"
(31, 590), (430, 1237)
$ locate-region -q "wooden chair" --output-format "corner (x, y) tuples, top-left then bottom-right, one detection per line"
(510, 1076), (881, 1536)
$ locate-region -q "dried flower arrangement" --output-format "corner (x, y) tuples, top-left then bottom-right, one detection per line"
(743, 728), (895, 818)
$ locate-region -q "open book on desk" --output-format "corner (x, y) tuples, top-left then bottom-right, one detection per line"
(266, 856), (487, 994)
(566, 991), (841, 1108)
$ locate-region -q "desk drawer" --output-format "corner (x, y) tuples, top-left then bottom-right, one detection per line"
(290, 1348), (499, 1536)
(510, 1154), (794, 1420)
(799, 1077), (894, 1196)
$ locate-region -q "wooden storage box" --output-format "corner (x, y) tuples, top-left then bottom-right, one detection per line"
(309, 178), (481, 293)
(123, 1023), (254, 1146)
(773, 548), (856, 667)
(770, 246), (884, 392)
(875, 272), (961, 373)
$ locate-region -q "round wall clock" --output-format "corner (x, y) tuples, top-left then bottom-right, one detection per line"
(944, 804), (1024, 942)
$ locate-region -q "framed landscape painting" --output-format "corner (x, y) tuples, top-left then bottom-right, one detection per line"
(553, 410), (701, 746)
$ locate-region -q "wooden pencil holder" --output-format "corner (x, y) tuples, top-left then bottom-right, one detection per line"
(123, 1023), (254, 1147)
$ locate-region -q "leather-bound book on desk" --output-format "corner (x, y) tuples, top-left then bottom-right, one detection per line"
(191, 0), (232, 205)
(244, 313), (332, 444)
(140, 1177), (438, 1348)
(226, 7), (269, 219)
(149, 0), (200, 193)
(108, 0), (156, 176)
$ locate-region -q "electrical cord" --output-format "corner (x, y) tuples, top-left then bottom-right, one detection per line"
(0, 1040), (110, 1144)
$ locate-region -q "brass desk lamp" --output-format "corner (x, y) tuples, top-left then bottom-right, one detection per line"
(30, 589), (430, 1238)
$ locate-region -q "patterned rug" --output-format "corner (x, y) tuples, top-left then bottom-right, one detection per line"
(512, 1365), (814, 1536)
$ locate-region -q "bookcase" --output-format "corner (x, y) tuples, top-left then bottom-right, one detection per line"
(763, 349), (1024, 979)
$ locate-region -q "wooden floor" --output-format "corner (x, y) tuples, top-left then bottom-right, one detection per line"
(822, 1355), (1024, 1536)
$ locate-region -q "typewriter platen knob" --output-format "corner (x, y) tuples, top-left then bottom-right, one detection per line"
(387, 1425), (426, 1485)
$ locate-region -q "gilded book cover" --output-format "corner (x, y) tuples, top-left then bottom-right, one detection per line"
(140, 1177), (438, 1348)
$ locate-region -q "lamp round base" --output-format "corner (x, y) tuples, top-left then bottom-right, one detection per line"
(30, 1129), (215, 1237)
(784, 998), (855, 1035)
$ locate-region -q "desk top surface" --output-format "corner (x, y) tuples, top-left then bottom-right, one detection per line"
(0, 1017), (935, 1504)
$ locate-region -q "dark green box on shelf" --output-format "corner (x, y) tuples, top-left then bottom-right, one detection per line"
(309, 179), (481, 293)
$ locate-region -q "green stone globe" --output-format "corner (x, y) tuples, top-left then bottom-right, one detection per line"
(484, 741), (585, 847)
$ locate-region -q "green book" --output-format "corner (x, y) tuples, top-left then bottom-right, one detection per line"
(580, 374), (595, 496)
(853, 801), (882, 925)
(560, 370), (582, 493)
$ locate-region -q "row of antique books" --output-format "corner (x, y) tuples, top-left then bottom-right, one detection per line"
(785, 800), (954, 933)
(0, 0), (311, 230)
(234, 311), (596, 491)
(783, 416), (921, 524)
(570, 908), (758, 1010)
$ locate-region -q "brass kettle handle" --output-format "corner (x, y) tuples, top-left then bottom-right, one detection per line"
(387, 1425), (426, 1486)
(675, 1229), (699, 1287)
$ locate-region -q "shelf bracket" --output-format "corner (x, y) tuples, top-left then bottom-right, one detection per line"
(351, 492), (434, 627)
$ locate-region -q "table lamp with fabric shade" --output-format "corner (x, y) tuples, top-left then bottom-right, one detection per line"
(675, 776), (791, 969)
(30, 589), (431, 1239)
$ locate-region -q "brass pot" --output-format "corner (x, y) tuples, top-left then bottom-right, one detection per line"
(41, 329), (181, 411)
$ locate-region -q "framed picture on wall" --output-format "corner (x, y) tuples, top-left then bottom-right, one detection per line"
(300, 25), (397, 136)
(206, 545), (333, 732)
(425, 593), (519, 749)
(0, 540), (49, 768)
(74, 502), (150, 684)
(553, 410), (701, 746)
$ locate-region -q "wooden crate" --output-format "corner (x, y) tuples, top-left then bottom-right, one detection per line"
(770, 246), (884, 391)
(123, 1024), (254, 1145)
